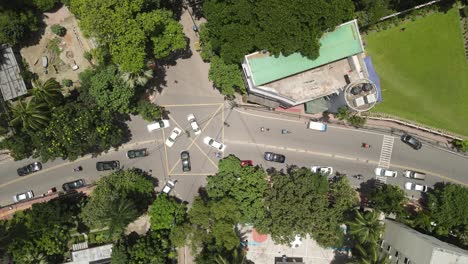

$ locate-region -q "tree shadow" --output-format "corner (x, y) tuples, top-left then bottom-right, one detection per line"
(147, 64), (167, 94)
(186, 0), (204, 19)
(357, 178), (377, 207)
(17, 14), (47, 48)
(161, 0), (184, 19)
(157, 36), (192, 67)
(330, 250), (350, 264)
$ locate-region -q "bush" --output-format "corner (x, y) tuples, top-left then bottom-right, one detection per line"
(51, 24), (66, 36)
(62, 79), (73, 87)
(136, 100), (163, 121)
(453, 139), (468, 152)
(348, 114), (366, 128)
(83, 51), (93, 61)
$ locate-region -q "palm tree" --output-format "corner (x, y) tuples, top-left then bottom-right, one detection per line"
(121, 68), (153, 89)
(215, 248), (247, 264)
(9, 99), (49, 130)
(31, 78), (64, 106)
(348, 210), (384, 244)
(105, 197), (138, 240)
(351, 243), (389, 264)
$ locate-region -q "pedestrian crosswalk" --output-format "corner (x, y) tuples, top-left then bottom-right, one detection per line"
(378, 135), (394, 169)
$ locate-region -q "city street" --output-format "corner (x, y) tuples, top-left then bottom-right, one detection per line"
(0, 8), (467, 207)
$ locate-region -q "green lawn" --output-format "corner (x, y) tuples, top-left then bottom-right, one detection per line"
(364, 8), (468, 136)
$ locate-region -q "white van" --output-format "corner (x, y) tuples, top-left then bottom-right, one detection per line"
(307, 121), (327, 132)
(404, 170), (426, 180)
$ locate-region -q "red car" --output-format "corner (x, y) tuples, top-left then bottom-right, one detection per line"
(240, 160), (253, 167)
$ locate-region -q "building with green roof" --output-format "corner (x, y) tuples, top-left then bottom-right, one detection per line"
(242, 20), (372, 110)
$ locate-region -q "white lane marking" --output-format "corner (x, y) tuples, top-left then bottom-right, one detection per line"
(378, 135), (395, 169)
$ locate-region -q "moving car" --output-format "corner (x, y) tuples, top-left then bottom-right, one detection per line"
(401, 134), (422, 150)
(403, 170), (426, 180)
(311, 166), (333, 175)
(203, 136), (226, 152)
(240, 160), (253, 167)
(96, 161), (120, 171)
(307, 121), (327, 132)
(181, 151), (191, 172)
(17, 162), (42, 176)
(126, 148), (148, 159)
(165, 127), (182, 147)
(13, 190), (34, 203)
(62, 179), (86, 191)
(147, 120), (170, 132)
(374, 167), (397, 177)
(404, 182), (427, 192)
(187, 114), (201, 135)
(162, 180), (176, 194)
(264, 152), (286, 163)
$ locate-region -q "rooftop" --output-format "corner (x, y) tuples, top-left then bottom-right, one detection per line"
(383, 219), (468, 264)
(245, 20), (364, 86)
(0, 45), (27, 101)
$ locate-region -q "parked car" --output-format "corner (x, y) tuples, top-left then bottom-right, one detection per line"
(374, 167), (397, 177)
(203, 136), (226, 152)
(62, 179), (86, 191)
(264, 152), (286, 163)
(17, 162), (42, 176)
(401, 134), (422, 150)
(96, 161), (120, 171)
(403, 170), (426, 180)
(13, 190), (34, 203)
(162, 180), (176, 194)
(166, 127), (182, 147)
(147, 120), (170, 132)
(187, 114), (201, 135)
(311, 166), (333, 175)
(181, 151), (191, 172)
(404, 182), (427, 192)
(127, 148), (148, 159)
(240, 160), (253, 167)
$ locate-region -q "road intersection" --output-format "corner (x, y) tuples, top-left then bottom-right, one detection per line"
(0, 12), (467, 206)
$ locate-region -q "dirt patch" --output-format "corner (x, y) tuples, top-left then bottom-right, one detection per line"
(20, 6), (93, 84)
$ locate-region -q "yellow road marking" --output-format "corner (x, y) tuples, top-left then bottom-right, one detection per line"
(193, 142), (219, 169)
(161, 128), (170, 176)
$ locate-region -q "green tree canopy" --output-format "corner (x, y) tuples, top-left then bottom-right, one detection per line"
(111, 230), (176, 263)
(208, 56), (246, 96)
(6, 195), (85, 263)
(31, 101), (123, 161)
(368, 184), (407, 216)
(0, 7), (39, 45)
(148, 195), (186, 231)
(203, 0), (355, 64)
(347, 210), (384, 244)
(426, 183), (468, 237)
(32, 78), (64, 107)
(264, 167), (329, 244)
(89, 65), (135, 114)
(9, 99), (50, 131)
(80, 169), (154, 233)
(206, 155), (268, 227)
(70, 0), (185, 72)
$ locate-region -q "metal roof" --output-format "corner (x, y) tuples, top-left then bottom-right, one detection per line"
(245, 20), (364, 86)
(0, 45), (27, 101)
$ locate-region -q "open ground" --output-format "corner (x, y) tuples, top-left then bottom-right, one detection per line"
(364, 7), (468, 136)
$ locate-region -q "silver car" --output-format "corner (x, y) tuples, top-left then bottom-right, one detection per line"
(13, 190), (34, 203)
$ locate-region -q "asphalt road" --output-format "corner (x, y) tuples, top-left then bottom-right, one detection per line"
(0, 14), (467, 206)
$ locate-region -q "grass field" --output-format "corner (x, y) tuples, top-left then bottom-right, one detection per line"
(364, 8), (468, 136)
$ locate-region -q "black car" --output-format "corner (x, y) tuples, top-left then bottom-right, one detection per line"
(264, 152), (286, 163)
(127, 148), (147, 159)
(96, 161), (120, 171)
(62, 179), (86, 191)
(401, 134), (422, 150)
(17, 162), (42, 176)
(181, 151), (191, 172)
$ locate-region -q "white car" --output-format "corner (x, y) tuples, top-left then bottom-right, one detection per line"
(404, 182), (427, 192)
(311, 166), (333, 175)
(374, 167), (397, 177)
(203, 136), (226, 152)
(147, 120), (170, 132)
(13, 190), (34, 203)
(162, 180), (176, 194)
(187, 114), (201, 135)
(165, 127), (182, 147)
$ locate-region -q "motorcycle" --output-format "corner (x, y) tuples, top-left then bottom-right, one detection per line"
(281, 129), (291, 134)
(73, 166), (83, 172)
(362, 143), (371, 148)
